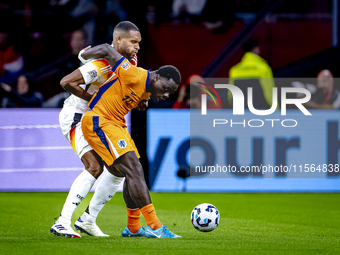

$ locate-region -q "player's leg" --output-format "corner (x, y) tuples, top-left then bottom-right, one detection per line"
(80, 123), (143, 237)
(112, 151), (181, 238)
(50, 150), (100, 238)
(76, 164), (124, 235)
(121, 178), (145, 237)
(51, 110), (99, 237)
(51, 150), (103, 236)
(79, 113), (142, 234)
(82, 114), (179, 238)
(70, 121), (124, 236)
(60, 150), (102, 223)
(52, 109), (121, 237)
(120, 133), (144, 236)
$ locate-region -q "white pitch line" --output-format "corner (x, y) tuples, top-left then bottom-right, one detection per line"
(0, 167), (84, 173)
(0, 146), (72, 151)
(0, 124), (60, 130)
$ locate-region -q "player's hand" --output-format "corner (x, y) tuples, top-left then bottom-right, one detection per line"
(78, 46), (92, 63)
(136, 99), (148, 111)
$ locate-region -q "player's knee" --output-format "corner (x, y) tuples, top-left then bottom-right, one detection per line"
(86, 162), (103, 178)
(81, 151), (104, 178)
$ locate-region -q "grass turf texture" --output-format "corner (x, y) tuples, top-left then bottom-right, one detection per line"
(0, 193), (339, 255)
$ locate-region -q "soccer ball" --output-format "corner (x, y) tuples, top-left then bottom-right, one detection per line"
(191, 203), (220, 232)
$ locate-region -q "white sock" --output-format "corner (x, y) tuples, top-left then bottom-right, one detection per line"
(59, 170), (96, 225)
(81, 170), (124, 223)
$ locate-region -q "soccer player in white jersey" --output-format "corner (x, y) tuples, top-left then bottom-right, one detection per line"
(50, 21), (146, 238)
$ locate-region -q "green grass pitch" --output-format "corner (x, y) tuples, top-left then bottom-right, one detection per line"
(0, 192), (339, 254)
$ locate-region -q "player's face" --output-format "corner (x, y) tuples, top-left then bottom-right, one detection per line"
(120, 31), (141, 62)
(150, 77), (178, 101)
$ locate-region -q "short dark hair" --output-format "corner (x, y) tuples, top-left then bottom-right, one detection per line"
(242, 38), (259, 52)
(114, 21), (139, 33)
(156, 65), (181, 85)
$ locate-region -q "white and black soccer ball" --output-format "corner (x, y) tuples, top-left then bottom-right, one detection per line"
(191, 203), (220, 232)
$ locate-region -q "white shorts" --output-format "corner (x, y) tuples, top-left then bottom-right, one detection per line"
(59, 101), (93, 159)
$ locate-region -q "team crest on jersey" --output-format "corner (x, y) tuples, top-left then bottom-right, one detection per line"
(88, 70), (98, 78)
(117, 139), (127, 149)
(121, 61), (131, 71)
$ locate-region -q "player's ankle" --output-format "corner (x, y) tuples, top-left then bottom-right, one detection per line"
(128, 224), (142, 233)
(81, 211), (96, 223)
(148, 221), (162, 230)
(58, 216), (71, 226)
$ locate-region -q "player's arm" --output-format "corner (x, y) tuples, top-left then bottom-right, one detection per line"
(60, 69), (92, 101)
(81, 43), (122, 68)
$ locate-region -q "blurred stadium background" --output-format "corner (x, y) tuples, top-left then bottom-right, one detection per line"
(1, 0), (340, 192)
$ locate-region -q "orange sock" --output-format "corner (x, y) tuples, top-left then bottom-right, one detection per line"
(126, 207), (142, 233)
(141, 204), (162, 230)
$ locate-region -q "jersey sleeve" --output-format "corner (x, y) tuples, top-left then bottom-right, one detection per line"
(78, 59), (112, 84)
(113, 57), (148, 88)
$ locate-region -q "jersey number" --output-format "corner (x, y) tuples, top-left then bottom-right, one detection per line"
(122, 95), (134, 107)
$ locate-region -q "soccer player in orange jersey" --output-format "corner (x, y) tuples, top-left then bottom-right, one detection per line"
(50, 21), (147, 238)
(80, 44), (182, 238)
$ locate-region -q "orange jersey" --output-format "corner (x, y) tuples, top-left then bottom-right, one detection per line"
(88, 57), (150, 126)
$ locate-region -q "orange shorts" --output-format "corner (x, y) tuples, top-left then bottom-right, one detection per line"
(81, 111), (139, 166)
